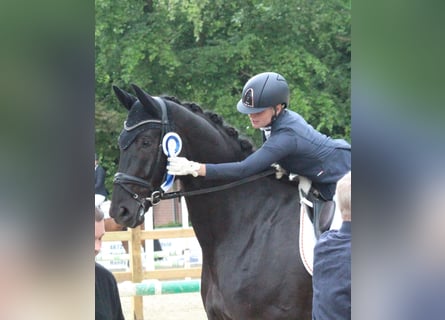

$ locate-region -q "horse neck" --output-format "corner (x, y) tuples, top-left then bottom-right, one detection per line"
(173, 105), (244, 164)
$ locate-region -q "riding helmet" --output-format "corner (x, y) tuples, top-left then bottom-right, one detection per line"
(237, 72), (289, 114)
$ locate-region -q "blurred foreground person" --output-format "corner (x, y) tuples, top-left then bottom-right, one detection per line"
(95, 206), (125, 320)
(312, 171), (351, 320)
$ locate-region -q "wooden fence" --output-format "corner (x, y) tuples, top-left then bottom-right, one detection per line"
(102, 226), (202, 320)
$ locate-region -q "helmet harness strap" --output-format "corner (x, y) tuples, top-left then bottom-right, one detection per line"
(270, 103), (285, 124)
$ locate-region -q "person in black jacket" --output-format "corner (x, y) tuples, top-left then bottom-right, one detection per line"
(95, 153), (108, 206)
(312, 171), (351, 320)
(95, 206), (125, 320)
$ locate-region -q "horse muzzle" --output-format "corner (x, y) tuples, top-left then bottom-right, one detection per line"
(109, 199), (148, 228)
(112, 173), (166, 228)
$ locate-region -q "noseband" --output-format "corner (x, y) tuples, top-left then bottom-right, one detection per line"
(113, 97), (170, 218)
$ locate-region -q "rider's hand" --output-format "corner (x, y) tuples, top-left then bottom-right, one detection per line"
(167, 157), (200, 177)
(271, 163), (287, 179)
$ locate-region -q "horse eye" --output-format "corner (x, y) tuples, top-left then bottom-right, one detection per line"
(142, 139), (152, 147)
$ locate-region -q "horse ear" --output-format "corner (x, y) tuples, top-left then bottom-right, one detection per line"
(112, 85), (137, 111)
(131, 84), (163, 119)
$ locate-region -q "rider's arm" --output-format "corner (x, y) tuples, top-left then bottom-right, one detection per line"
(204, 129), (295, 180)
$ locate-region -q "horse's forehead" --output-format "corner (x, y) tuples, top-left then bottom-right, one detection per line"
(118, 127), (141, 150)
(118, 102), (161, 150)
(126, 101), (157, 127)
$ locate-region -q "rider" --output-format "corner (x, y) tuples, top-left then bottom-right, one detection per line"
(167, 72), (351, 236)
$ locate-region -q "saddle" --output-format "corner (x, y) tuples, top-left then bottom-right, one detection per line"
(301, 190), (336, 239)
(294, 176), (337, 276)
(272, 166), (336, 239)
(273, 167), (336, 275)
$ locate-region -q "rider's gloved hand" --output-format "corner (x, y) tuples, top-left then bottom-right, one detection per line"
(167, 157), (200, 177)
(271, 163), (287, 179)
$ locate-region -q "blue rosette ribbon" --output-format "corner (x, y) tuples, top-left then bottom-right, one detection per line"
(161, 132), (182, 192)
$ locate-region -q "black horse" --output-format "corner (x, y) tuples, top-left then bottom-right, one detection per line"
(109, 84), (312, 320)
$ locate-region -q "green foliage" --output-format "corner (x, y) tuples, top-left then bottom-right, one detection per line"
(96, 0), (351, 188)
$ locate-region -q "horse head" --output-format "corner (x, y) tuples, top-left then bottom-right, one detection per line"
(109, 84), (171, 227)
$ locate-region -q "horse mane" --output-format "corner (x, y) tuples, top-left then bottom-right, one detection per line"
(163, 96), (255, 158)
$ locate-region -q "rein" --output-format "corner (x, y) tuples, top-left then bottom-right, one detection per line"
(160, 168), (276, 200)
(114, 168), (276, 206)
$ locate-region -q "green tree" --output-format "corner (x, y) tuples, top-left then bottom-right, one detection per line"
(95, 0), (351, 190)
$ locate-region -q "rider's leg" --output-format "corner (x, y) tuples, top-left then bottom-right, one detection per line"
(310, 183), (336, 238)
(299, 180), (336, 239)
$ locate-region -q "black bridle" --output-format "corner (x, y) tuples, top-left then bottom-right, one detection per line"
(113, 97), (170, 217)
(113, 97), (276, 219)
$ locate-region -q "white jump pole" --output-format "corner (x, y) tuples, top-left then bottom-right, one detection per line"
(119, 279), (201, 297)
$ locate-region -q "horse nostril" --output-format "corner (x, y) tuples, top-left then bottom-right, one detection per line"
(112, 204), (145, 228)
(112, 206), (131, 227)
(118, 206), (129, 219)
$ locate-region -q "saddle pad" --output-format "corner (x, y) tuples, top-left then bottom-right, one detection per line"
(298, 196), (342, 276)
(299, 204), (316, 276)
